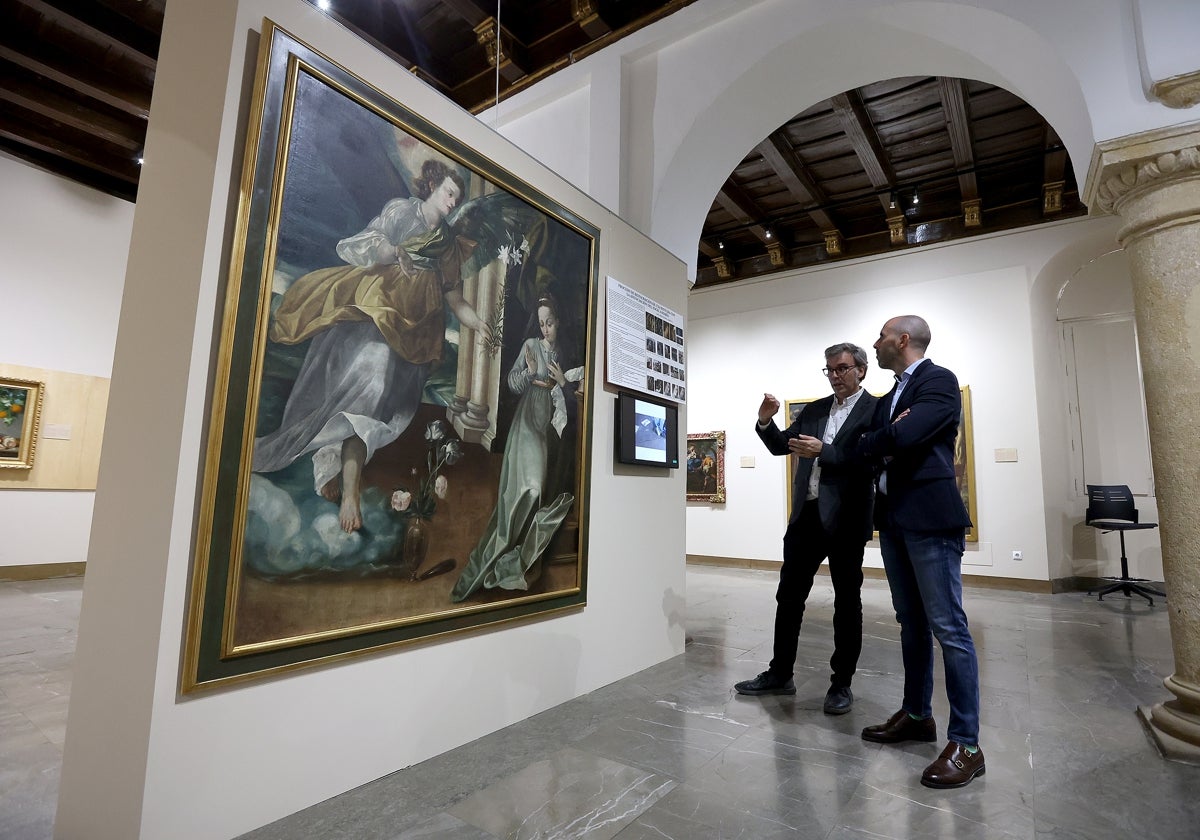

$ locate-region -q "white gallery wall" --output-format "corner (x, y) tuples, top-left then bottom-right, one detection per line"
(54, 2), (686, 838)
(684, 214), (1160, 585)
(0, 153), (132, 569)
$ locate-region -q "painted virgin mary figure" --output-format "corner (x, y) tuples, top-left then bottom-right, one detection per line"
(451, 296), (584, 601)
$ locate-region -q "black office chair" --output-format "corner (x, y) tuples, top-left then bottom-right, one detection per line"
(1085, 484), (1165, 606)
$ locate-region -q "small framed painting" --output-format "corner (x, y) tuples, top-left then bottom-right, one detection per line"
(686, 431), (726, 503)
(0, 377), (45, 470)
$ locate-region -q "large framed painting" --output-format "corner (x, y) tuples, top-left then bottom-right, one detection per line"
(783, 388), (977, 541)
(782, 397), (814, 521)
(0, 376), (44, 470)
(685, 431), (725, 503)
(957, 385), (978, 542)
(182, 22), (599, 692)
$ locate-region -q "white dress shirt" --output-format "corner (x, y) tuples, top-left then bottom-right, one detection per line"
(806, 387), (866, 500)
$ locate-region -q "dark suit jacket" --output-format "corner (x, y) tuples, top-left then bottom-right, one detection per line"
(756, 390), (877, 542)
(857, 359), (972, 533)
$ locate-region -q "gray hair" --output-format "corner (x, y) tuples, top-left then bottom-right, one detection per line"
(824, 342), (868, 368)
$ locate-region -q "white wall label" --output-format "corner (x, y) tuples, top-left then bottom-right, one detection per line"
(43, 423), (72, 440)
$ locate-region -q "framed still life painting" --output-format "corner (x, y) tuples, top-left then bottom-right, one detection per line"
(782, 389), (977, 541)
(685, 431), (725, 503)
(0, 376), (44, 470)
(182, 22), (599, 692)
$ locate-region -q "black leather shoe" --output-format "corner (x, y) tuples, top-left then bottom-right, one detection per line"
(734, 670), (796, 696)
(823, 685), (853, 715)
(861, 709), (937, 743)
(921, 742), (986, 788)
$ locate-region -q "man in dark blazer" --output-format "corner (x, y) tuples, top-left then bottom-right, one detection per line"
(735, 342), (877, 715)
(856, 315), (984, 789)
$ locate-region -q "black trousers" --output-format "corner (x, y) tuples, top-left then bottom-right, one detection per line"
(768, 500), (865, 688)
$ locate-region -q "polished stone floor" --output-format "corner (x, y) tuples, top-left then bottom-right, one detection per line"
(4, 567), (1200, 839)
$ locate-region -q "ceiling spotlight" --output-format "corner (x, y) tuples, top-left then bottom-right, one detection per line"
(912, 187), (920, 206)
(888, 190), (898, 210)
(718, 241), (724, 249)
(765, 229), (772, 239)
(137, 156), (144, 165)
(317, 0), (331, 10)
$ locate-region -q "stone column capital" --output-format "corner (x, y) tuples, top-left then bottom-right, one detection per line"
(1083, 121), (1200, 216)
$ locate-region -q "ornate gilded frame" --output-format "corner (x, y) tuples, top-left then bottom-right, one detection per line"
(685, 430), (725, 503)
(0, 376), (44, 470)
(182, 22), (599, 692)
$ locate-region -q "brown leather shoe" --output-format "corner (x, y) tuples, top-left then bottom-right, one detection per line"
(861, 709), (937, 743)
(920, 741), (986, 788)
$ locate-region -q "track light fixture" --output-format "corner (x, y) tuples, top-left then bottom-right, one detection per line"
(912, 186), (920, 206)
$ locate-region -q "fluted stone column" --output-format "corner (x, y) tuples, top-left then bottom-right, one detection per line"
(1084, 121), (1200, 761)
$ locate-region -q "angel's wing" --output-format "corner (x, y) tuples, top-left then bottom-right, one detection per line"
(446, 192), (543, 277)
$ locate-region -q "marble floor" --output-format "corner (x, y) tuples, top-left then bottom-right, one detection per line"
(4, 567), (1200, 839)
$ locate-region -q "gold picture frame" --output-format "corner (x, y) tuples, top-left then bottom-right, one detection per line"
(783, 387), (977, 541)
(0, 376), (45, 470)
(685, 431), (725, 503)
(782, 397), (814, 521)
(181, 22), (600, 692)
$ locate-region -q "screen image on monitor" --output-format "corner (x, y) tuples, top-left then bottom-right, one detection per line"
(615, 391), (679, 468)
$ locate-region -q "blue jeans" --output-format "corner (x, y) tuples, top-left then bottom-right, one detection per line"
(879, 527), (980, 745)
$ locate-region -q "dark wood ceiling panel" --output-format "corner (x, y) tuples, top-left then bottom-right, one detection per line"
(697, 75), (1086, 287)
(0, 1), (1085, 285)
(0, 0), (698, 203)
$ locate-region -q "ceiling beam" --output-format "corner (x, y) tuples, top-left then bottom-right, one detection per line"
(474, 17), (529, 82)
(0, 113), (139, 184)
(0, 43), (150, 118)
(714, 179), (774, 246)
(937, 76), (977, 200)
(1042, 125), (1067, 214)
(830, 90), (897, 214)
(439, 0), (489, 27)
(571, 0), (613, 39)
(755, 132), (838, 233)
(14, 0), (157, 71)
(0, 69), (143, 150)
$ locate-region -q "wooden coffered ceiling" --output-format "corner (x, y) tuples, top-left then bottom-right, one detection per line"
(696, 76), (1085, 287)
(0, 0), (696, 201)
(1, 1), (1083, 279)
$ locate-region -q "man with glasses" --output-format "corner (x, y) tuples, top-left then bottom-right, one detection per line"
(856, 315), (983, 789)
(735, 343), (877, 715)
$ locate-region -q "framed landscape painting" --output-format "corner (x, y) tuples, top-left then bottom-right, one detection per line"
(686, 431), (725, 503)
(0, 376), (44, 470)
(182, 22), (599, 692)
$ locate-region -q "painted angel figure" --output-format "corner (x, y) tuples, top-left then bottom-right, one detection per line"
(253, 158), (532, 533)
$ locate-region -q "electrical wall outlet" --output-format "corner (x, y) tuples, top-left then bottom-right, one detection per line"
(1011, 550), (1023, 561)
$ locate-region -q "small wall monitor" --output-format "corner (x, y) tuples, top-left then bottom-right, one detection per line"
(615, 391), (679, 468)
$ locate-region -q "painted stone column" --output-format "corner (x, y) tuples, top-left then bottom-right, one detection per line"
(1084, 121), (1200, 760)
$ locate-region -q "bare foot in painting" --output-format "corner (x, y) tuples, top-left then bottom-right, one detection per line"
(320, 476), (341, 502)
(339, 493), (362, 532)
(337, 434), (367, 533)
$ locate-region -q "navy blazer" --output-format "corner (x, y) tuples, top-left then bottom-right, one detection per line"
(756, 390), (877, 541)
(857, 359), (972, 533)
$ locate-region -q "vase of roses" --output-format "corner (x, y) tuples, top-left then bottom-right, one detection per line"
(390, 420), (464, 579)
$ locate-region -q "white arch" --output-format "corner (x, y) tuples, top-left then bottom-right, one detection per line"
(647, 2), (1096, 281)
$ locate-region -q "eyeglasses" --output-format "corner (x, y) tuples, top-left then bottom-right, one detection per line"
(822, 365), (860, 378)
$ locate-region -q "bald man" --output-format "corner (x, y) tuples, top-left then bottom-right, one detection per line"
(856, 315), (983, 789)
